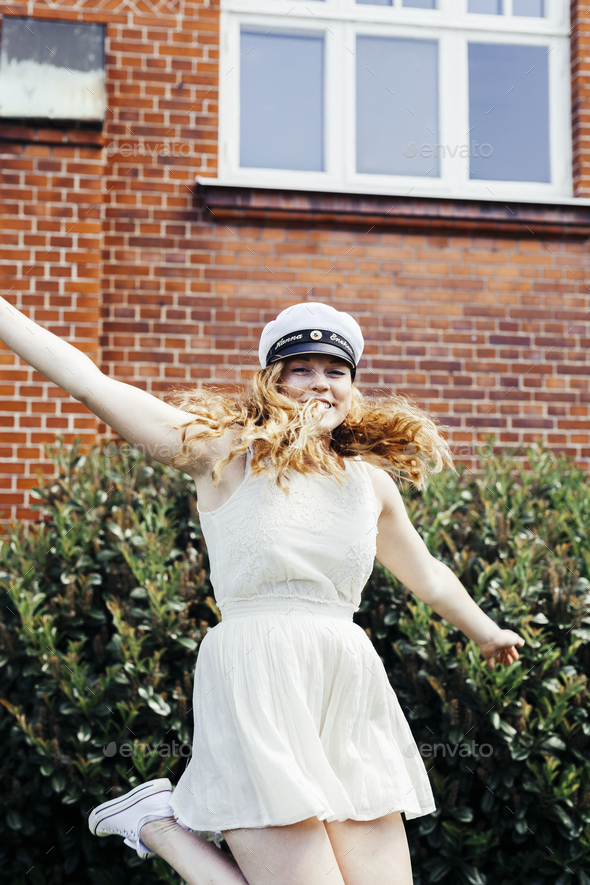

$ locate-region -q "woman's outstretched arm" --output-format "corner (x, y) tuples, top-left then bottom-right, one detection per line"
(368, 464), (525, 669)
(0, 296), (209, 470)
(0, 295), (104, 399)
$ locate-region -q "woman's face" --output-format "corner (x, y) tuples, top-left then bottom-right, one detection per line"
(278, 353), (353, 432)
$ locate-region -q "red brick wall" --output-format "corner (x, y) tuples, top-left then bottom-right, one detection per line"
(0, 0), (220, 524)
(160, 222), (590, 469)
(0, 0), (589, 526)
(571, 0), (590, 196)
(0, 133), (104, 521)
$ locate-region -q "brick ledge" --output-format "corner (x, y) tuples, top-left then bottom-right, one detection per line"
(0, 122), (105, 147)
(197, 183), (590, 239)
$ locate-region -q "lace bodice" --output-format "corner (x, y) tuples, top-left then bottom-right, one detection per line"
(197, 452), (380, 617)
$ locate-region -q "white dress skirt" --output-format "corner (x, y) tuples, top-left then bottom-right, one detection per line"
(169, 453), (436, 832)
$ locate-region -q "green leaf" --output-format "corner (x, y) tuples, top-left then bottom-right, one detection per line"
(481, 790), (495, 814)
(175, 637), (198, 651)
(59, 703), (78, 716)
(462, 864), (486, 885)
(383, 609), (398, 626)
(428, 860), (453, 882)
(52, 773), (68, 793)
(6, 809), (22, 830)
(500, 721), (517, 738)
(60, 572), (77, 585)
(551, 805), (574, 830)
(510, 744), (530, 761)
(105, 521), (125, 541)
(450, 806), (474, 823)
(541, 735), (567, 752)
(147, 695), (172, 717)
(87, 572), (103, 586)
(77, 724), (92, 742)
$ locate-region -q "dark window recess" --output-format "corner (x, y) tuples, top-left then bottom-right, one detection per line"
(0, 17), (105, 123)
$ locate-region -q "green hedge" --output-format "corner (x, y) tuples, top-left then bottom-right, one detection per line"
(0, 436), (589, 885)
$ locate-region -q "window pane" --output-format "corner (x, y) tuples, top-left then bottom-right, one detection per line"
(356, 36), (439, 177)
(513, 0), (544, 15)
(356, 0), (393, 5)
(468, 0), (502, 12)
(0, 17), (105, 121)
(240, 30), (324, 171)
(468, 43), (550, 182)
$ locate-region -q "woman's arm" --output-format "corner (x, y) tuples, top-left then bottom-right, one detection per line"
(0, 296), (212, 471)
(0, 295), (103, 398)
(368, 465), (525, 669)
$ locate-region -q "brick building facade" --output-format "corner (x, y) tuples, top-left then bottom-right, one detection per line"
(0, 0), (589, 525)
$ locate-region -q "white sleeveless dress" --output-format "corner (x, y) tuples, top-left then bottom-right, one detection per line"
(169, 450), (436, 832)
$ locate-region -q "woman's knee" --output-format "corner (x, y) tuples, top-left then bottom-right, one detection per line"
(222, 817), (346, 885)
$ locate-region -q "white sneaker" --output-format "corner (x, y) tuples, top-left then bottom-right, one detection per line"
(88, 778), (174, 858)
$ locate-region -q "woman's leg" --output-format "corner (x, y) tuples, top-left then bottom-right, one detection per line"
(140, 817), (249, 885)
(142, 811), (412, 885)
(221, 817), (347, 885)
(323, 811), (413, 885)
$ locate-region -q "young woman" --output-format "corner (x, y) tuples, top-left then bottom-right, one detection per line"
(0, 298), (524, 885)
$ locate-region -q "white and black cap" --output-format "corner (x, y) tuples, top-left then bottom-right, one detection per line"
(258, 302), (364, 379)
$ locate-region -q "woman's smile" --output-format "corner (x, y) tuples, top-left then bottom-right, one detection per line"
(279, 354), (353, 431)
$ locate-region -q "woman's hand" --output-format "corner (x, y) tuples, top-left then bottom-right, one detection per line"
(478, 630), (525, 669)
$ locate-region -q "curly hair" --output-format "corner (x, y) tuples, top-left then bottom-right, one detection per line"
(160, 360), (454, 491)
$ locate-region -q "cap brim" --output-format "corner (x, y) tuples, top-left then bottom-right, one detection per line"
(268, 342), (355, 369)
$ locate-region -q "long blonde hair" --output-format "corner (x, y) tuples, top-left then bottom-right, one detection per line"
(162, 361), (455, 490)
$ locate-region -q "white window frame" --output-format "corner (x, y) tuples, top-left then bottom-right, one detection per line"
(217, 0), (572, 202)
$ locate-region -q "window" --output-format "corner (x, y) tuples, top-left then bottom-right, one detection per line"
(219, 0), (571, 201)
(240, 30), (325, 171)
(0, 17), (105, 123)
